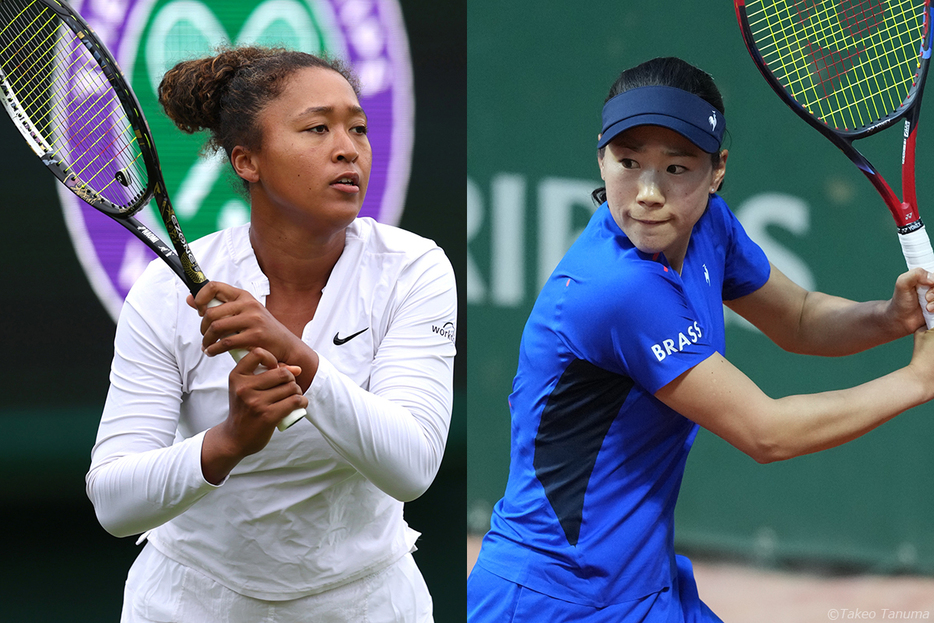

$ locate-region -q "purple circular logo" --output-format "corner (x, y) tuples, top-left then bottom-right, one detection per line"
(63, 0), (413, 320)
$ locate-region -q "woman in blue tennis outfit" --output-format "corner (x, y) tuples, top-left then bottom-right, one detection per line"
(467, 57), (934, 622)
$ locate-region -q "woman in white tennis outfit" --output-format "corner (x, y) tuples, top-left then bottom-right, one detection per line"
(85, 46), (456, 623)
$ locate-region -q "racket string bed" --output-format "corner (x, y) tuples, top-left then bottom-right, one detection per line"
(745, 0), (926, 131)
(0, 0), (148, 213)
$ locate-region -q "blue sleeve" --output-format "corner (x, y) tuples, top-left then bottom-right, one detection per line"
(556, 265), (718, 394)
(713, 195), (771, 300)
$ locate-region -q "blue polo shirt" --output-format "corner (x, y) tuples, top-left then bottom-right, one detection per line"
(473, 195), (770, 608)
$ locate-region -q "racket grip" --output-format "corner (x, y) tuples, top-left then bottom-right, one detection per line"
(207, 299), (308, 430)
(897, 226), (934, 329)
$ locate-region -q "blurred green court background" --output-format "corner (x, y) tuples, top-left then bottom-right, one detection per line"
(468, 1), (934, 573)
(0, 0), (465, 620)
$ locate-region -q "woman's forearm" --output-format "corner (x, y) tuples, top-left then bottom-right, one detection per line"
(790, 292), (905, 356)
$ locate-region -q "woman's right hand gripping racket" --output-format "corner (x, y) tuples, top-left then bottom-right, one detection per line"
(736, 0), (934, 328)
(0, 0), (306, 429)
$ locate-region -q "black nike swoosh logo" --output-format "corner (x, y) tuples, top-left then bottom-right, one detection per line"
(333, 327), (369, 345)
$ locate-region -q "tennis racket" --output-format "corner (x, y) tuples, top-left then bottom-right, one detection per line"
(0, 0), (306, 430)
(736, 0), (934, 328)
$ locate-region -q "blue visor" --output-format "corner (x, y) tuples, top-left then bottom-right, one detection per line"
(597, 85), (725, 153)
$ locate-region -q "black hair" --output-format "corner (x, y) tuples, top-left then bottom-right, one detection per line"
(593, 57), (726, 205)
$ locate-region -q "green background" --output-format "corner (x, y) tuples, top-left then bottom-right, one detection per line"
(0, 0), (465, 620)
(467, 1), (934, 573)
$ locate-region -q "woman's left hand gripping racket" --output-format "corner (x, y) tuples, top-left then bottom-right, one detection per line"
(0, 0), (306, 430)
(736, 0), (934, 328)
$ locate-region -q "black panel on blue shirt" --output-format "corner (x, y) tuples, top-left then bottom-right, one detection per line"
(533, 358), (634, 546)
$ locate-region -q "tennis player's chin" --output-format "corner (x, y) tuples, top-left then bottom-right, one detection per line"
(328, 196), (366, 228)
(625, 224), (675, 254)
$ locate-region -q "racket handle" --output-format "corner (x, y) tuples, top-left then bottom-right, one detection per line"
(897, 226), (934, 329)
(207, 299), (307, 431)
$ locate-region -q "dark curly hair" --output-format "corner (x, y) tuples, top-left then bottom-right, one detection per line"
(593, 57), (726, 205)
(158, 46), (359, 188)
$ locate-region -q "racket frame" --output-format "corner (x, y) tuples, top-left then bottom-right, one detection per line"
(0, 0), (208, 292)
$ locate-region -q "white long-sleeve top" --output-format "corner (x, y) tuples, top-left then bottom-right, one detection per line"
(86, 218), (457, 600)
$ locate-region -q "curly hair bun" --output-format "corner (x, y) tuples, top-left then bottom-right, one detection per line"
(158, 46), (286, 135)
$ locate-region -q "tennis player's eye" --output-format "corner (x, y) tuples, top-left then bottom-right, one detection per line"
(352, 125), (368, 135)
(620, 158), (638, 169)
(307, 125), (327, 134)
(667, 164), (687, 174)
